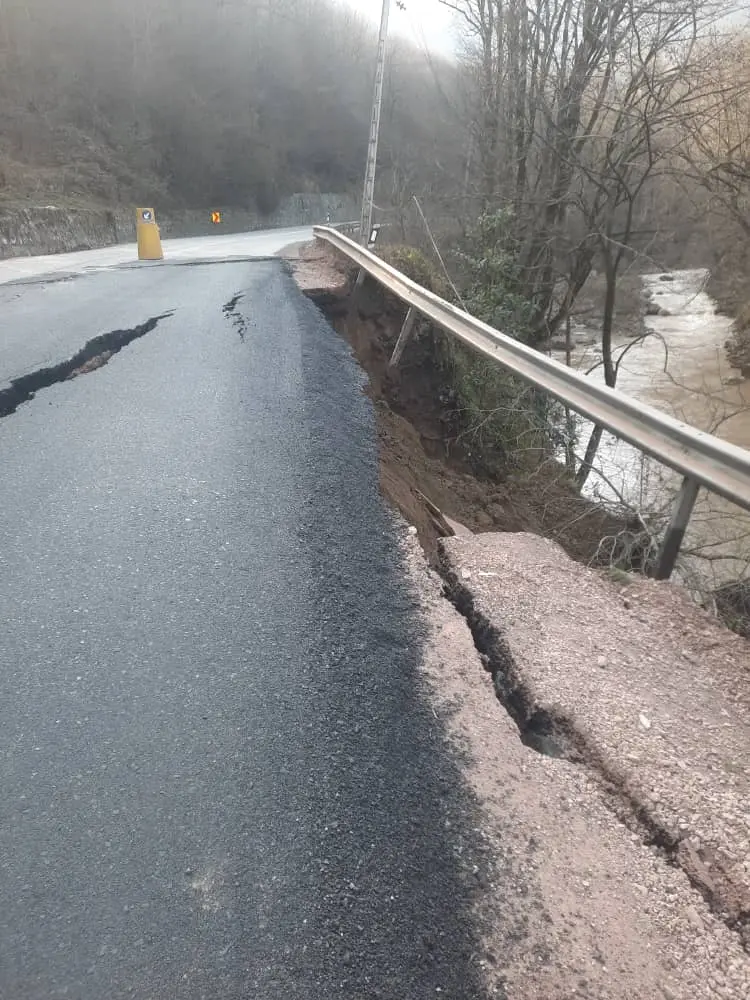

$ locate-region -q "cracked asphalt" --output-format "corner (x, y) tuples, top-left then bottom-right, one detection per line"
(0, 260), (491, 999)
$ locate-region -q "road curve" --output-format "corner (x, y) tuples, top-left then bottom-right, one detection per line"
(0, 225), (314, 287)
(0, 260), (490, 999)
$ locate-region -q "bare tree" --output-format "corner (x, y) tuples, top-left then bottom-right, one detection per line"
(440, 1), (730, 338)
(440, 0), (734, 487)
(676, 30), (750, 235)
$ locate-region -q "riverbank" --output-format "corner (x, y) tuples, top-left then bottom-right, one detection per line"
(291, 242), (749, 632)
(704, 250), (750, 376)
(551, 269), (750, 611)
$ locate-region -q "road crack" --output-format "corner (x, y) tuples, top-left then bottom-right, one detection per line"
(0, 312), (173, 418)
(222, 292), (247, 340)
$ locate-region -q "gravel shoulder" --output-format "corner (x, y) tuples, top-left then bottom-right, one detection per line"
(439, 532), (750, 942)
(403, 533), (750, 999)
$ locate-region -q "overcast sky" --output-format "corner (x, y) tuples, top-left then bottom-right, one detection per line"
(344, 2), (750, 56)
(341, 0), (458, 56)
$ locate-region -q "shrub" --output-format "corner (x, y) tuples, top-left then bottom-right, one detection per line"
(379, 245), (449, 298)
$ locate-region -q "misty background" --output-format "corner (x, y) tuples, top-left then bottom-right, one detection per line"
(0, 0), (463, 215)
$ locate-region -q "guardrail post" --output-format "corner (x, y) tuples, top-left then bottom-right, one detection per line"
(653, 476), (700, 580)
(352, 267), (366, 299)
(347, 268), (366, 318)
(389, 307), (418, 367)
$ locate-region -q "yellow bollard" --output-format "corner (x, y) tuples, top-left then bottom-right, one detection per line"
(135, 207), (163, 261)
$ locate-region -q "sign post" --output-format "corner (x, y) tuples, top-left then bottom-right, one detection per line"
(135, 208), (163, 261)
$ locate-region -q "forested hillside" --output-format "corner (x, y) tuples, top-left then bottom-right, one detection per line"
(0, 0), (463, 212)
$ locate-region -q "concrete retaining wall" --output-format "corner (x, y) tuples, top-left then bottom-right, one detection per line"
(0, 194), (357, 258)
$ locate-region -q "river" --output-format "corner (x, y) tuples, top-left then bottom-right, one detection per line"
(554, 269), (750, 590)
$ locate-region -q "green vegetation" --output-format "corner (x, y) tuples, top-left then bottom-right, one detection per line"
(434, 339), (555, 477)
(380, 222), (562, 479)
(378, 246), (449, 298)
(455, 210), (538, 345)
(714, 581), (750, 640)
(438, 212), (561, 477)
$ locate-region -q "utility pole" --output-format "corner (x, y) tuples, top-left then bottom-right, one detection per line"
(360, 0), (391, 246)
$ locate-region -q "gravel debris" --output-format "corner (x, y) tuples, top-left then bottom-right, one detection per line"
(401, 532), (750, 999)
(287, 240), (352, 298)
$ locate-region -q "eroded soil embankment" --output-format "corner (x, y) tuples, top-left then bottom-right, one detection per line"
(299, 252), (637, 565)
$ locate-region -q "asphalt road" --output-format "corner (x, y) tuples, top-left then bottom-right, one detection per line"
(0, 255), (491, 998)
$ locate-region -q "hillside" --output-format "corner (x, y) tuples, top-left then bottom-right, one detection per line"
(0, 0), (461, 215)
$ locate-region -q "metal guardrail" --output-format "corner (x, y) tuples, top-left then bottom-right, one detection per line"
(329, 220), (360, 236)
(313, 225), (750, 579)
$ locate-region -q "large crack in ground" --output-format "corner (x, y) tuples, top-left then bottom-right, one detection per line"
(437, 546), (750, 948)
(0, 311), (174, 419)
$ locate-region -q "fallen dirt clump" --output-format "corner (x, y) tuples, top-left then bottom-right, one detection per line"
(292, 242), (639, 565)
(404, 534), (750, 1000)
(286, 240), (352, 307)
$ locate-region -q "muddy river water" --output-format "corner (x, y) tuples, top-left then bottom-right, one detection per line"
(556, 270), (750, 589)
